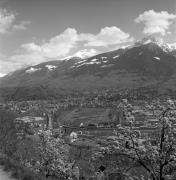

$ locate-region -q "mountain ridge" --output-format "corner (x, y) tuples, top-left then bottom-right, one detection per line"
(1, 37), (176, 100)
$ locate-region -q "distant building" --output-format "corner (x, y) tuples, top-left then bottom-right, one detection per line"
(70, 132), (78, 143)
(80, 123), (84, 128)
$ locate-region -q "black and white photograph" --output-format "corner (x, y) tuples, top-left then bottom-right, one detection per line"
(0, 0), (176, 179)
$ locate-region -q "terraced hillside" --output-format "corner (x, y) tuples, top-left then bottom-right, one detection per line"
(57, 108), (112, 126)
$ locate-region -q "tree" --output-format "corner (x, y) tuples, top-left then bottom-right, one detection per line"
(0, 108), (18, 157)
(93, 100), (176, 180)
(37, 130), (76, 179)
(14, 129), (77, 179)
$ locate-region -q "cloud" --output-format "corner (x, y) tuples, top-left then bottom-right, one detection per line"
(135, 10), (176, 36)
(80, 26), (134, 47)
(4, 26), (133, 74)
(0, 28), (80, 74)
(14, 27), (132, 64)
(20, 28), (78, 63)
(0, 59), (22, 75)
(0, 8), (31, 75)
(0, 8), (31, 34)
(3, 28), (79, 71)
(13, 21), (31, 31)
(0, 8), (15, 34)
(0, 52), (30, 75)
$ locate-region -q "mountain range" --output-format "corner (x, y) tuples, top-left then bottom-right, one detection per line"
(1, 37), (176, 100)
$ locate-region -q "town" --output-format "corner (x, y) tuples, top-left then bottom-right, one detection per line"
(1, 94), (176, 179)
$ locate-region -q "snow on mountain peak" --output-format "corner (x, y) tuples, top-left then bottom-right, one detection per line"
(167, 43), (176, 51)
(135, 36), (163, 46)
(26, 67), (42, 73)
(153, 57), (160, 60)
(134, 36), (176, 53)
(113, 55), (120, 59)
(0, 73), (6, 77)
(45, 65), (57, 71)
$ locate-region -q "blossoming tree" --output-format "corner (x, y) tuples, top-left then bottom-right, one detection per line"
(93, 99), (176, 180)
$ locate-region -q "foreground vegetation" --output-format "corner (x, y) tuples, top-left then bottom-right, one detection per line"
(2, 98), (176, 179)
(0, 108), (77, 180)
(0, 155), (49, 180)
(92, 100), (176, 179)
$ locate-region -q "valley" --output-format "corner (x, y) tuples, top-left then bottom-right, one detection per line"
(1, 37), (176, 180)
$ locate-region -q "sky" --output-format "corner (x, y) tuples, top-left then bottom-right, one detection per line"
(0, 0), (176, 76)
